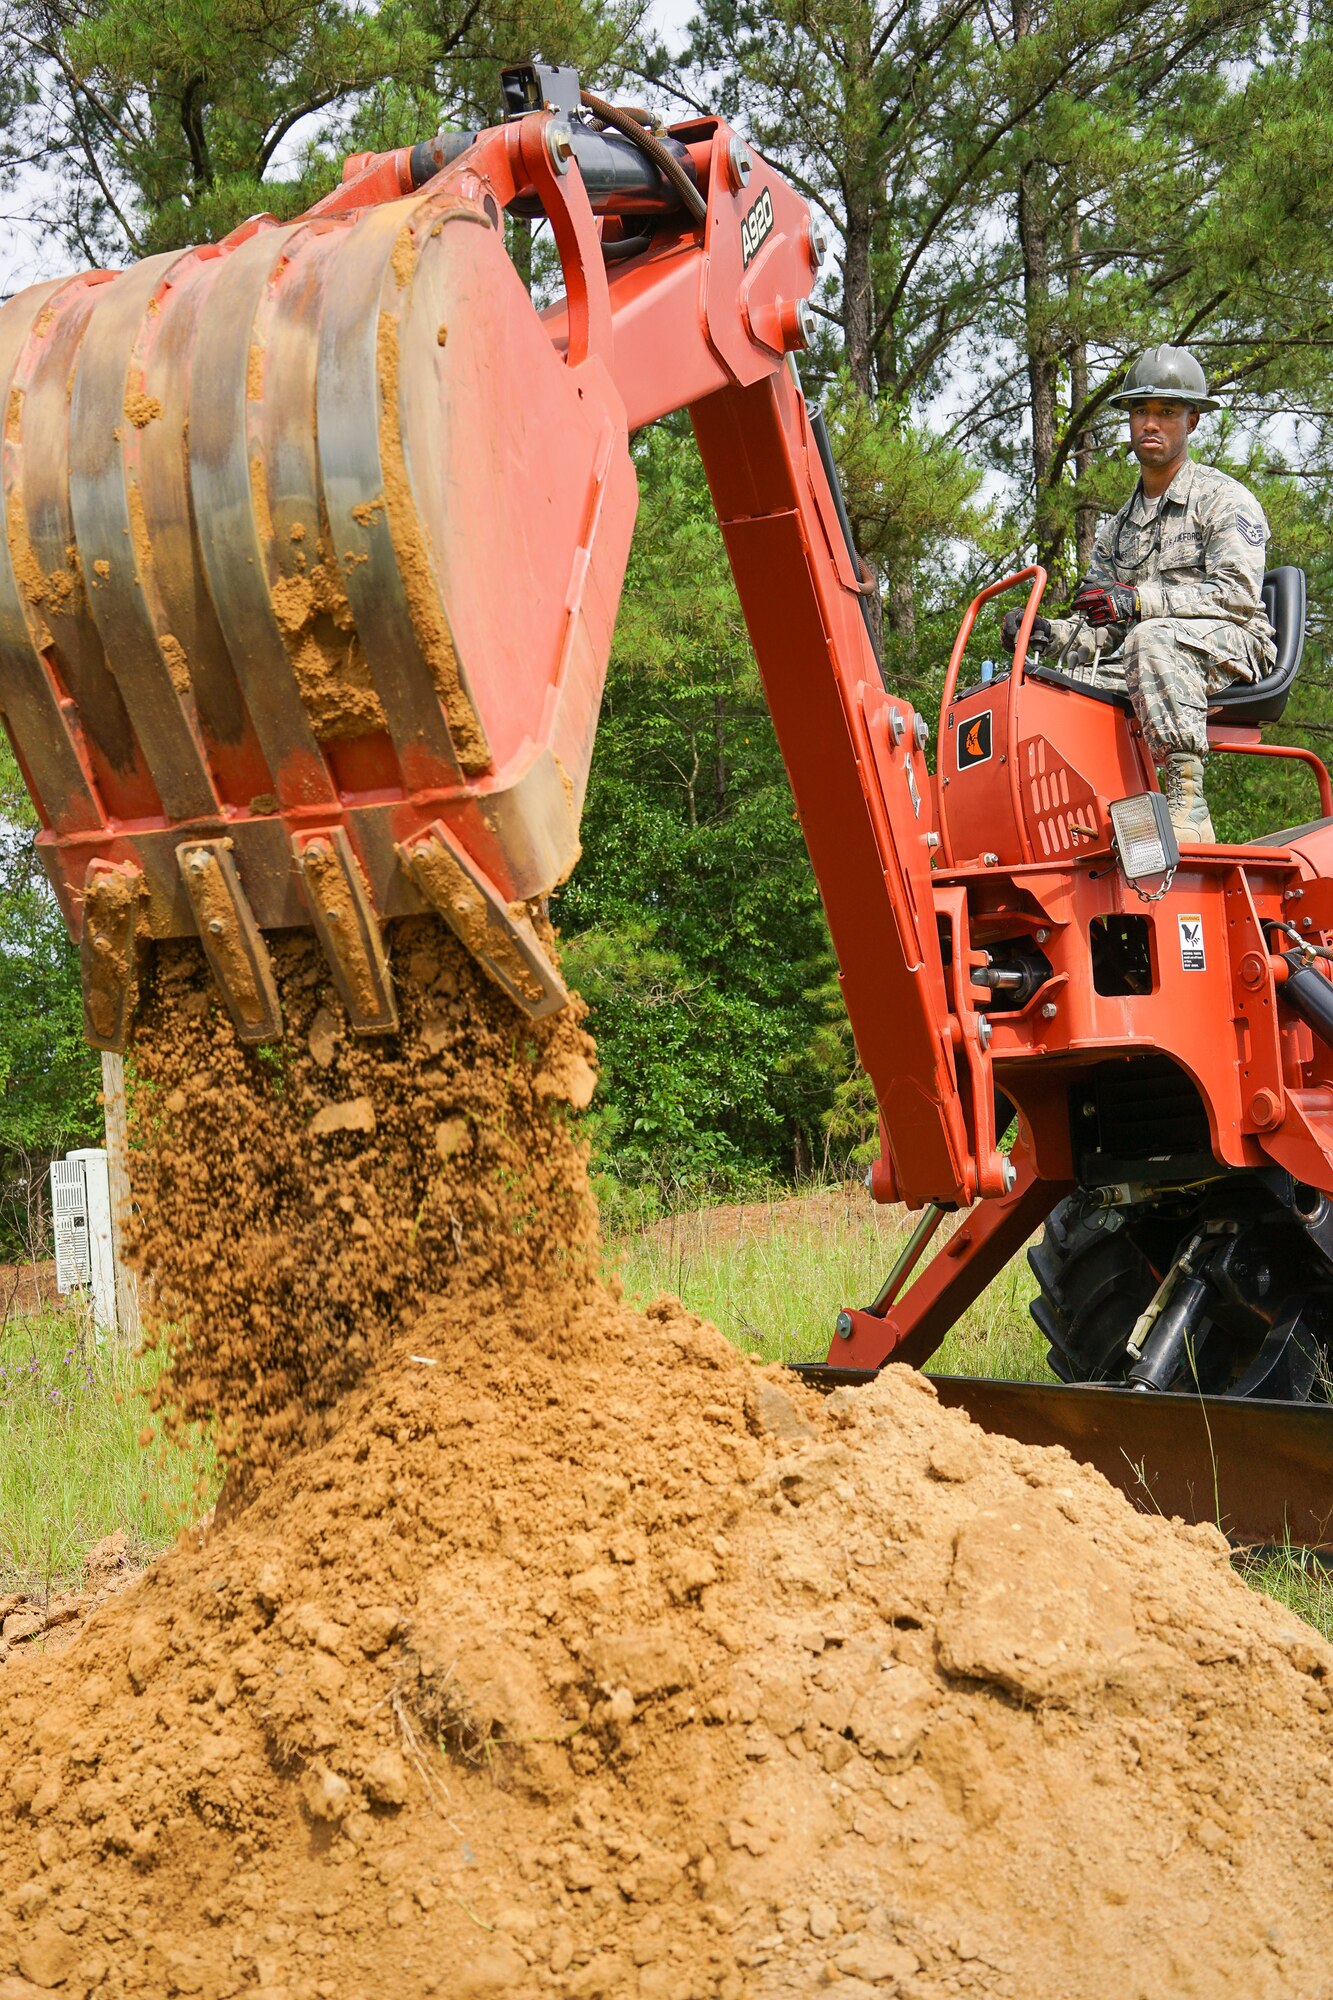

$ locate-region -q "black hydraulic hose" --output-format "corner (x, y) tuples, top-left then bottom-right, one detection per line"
(580, 90), (708, 226)
(602, 229), (655, 263)
(808, 403), (880, 657)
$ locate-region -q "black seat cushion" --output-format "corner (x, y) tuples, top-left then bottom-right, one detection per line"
(1024, 664), (1133, 710)
(1208, 566), (1305, 725)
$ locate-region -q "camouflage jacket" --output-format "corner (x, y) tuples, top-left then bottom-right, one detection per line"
(1047, 458), (1277, 677)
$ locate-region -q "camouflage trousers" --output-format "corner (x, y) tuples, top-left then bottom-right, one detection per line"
(1058, 619), (1257, 763)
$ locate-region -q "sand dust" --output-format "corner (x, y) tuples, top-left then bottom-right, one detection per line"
(1, 921), (1331, 1998)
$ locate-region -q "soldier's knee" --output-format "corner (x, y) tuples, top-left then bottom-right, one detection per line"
(1122, 620), (1175, 661)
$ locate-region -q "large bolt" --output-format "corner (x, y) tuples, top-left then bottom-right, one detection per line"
(888, 707), (905, 745)
(1000, 1155), (1016, 1194)
(976, 1013), (992, 1049)
(728, 136), (753, 190)
(834, 1311), (853, 1341)
(913, 711), (929, 751)
(808, 219), (828, 271)
(546, 121), (574, 174)
(777, 296), (815, 351)
(1247, 1088), (1281, 1130)
(1040, 1000), (1058, 1020)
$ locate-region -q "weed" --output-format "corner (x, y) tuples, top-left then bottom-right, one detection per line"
(0, 1302), (218, 1593)
(1235, 1541), (1333, 1644)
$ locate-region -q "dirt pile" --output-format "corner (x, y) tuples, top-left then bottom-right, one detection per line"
(1, 923), (1331, 1998)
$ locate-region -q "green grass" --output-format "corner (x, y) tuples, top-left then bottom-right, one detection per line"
(1236, 1543), (1333, 1642)
(610, 1187), (1051, 1379)
(0, 1302), (217, 1595)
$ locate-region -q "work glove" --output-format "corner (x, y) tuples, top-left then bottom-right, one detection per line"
(1071, 579), (1139, 627)
(1001, 608), (1052, 655)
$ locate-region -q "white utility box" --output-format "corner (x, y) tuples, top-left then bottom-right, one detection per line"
(50, 1147), (118, 1333)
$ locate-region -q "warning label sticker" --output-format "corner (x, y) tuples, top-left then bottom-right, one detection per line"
(1178, 914), (1205, 971)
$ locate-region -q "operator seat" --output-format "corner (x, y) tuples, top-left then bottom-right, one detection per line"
(1206, 565), (1306, 726)
(1025, 567), (1306, 725)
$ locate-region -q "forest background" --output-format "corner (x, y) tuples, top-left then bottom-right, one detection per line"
(1, 0), (1332, 1246)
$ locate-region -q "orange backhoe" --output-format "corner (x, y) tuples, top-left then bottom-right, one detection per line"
(3, 66), (1331, 1543)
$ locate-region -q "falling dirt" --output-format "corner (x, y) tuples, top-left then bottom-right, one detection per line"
(121, 915), (596, 1472)
(2, 921), (1332, 1998)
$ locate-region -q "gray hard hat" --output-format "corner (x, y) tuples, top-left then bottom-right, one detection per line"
(1107, 343), (1221, 412)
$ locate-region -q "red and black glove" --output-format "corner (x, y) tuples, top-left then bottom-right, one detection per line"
(1071, 579), (1139, 627)
(1000, 608), (1053, 655)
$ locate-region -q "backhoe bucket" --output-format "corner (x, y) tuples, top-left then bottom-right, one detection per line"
(0, 173), (636, 1045)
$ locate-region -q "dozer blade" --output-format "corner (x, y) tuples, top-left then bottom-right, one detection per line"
(795, 1367), (1333, 1550)
(0, 165), (637, 1045)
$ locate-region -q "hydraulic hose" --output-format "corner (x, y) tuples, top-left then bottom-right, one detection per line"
(580, 90), (708, 226)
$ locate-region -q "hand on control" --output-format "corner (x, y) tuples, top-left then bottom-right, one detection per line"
(1001, 608), (1053, 656)
(1071, 579), (1138, 627)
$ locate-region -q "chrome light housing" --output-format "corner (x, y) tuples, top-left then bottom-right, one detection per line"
(1109, 792), (1180, 886)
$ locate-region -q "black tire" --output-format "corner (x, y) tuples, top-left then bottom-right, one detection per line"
(1027, 1194), (1157, 1383)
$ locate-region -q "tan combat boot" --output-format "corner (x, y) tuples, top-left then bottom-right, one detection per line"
(1162, 753), (1216, 843)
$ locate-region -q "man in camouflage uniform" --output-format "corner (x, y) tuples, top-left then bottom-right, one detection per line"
(1003, 345), (1276, 842)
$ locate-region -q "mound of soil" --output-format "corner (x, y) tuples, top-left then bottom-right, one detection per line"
(2, 923), (1331, 1999)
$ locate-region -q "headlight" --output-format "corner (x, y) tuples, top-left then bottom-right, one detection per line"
(1109, 792), (1180, 886)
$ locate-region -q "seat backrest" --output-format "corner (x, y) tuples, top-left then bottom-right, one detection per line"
(1209, 565), (1306, 726)
(1264, 566), (1306, 682)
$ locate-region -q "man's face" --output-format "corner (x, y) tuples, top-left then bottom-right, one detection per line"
(1128, 398), (1198, 469)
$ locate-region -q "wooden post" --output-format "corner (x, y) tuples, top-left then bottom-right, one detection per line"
(100, 1050), (140, 1344)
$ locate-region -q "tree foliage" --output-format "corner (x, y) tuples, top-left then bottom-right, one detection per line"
(0, 0), (637, 262)
(0, 739), (100, 1221)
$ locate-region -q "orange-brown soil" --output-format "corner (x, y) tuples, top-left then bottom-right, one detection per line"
(1, 920), (1331, 1999)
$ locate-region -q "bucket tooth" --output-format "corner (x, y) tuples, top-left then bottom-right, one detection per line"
(399, 820), (568, 1020)
(80, 860), (145, 1053)
(293, 827), (398, 1034)
(176, 838), (283, 1044)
